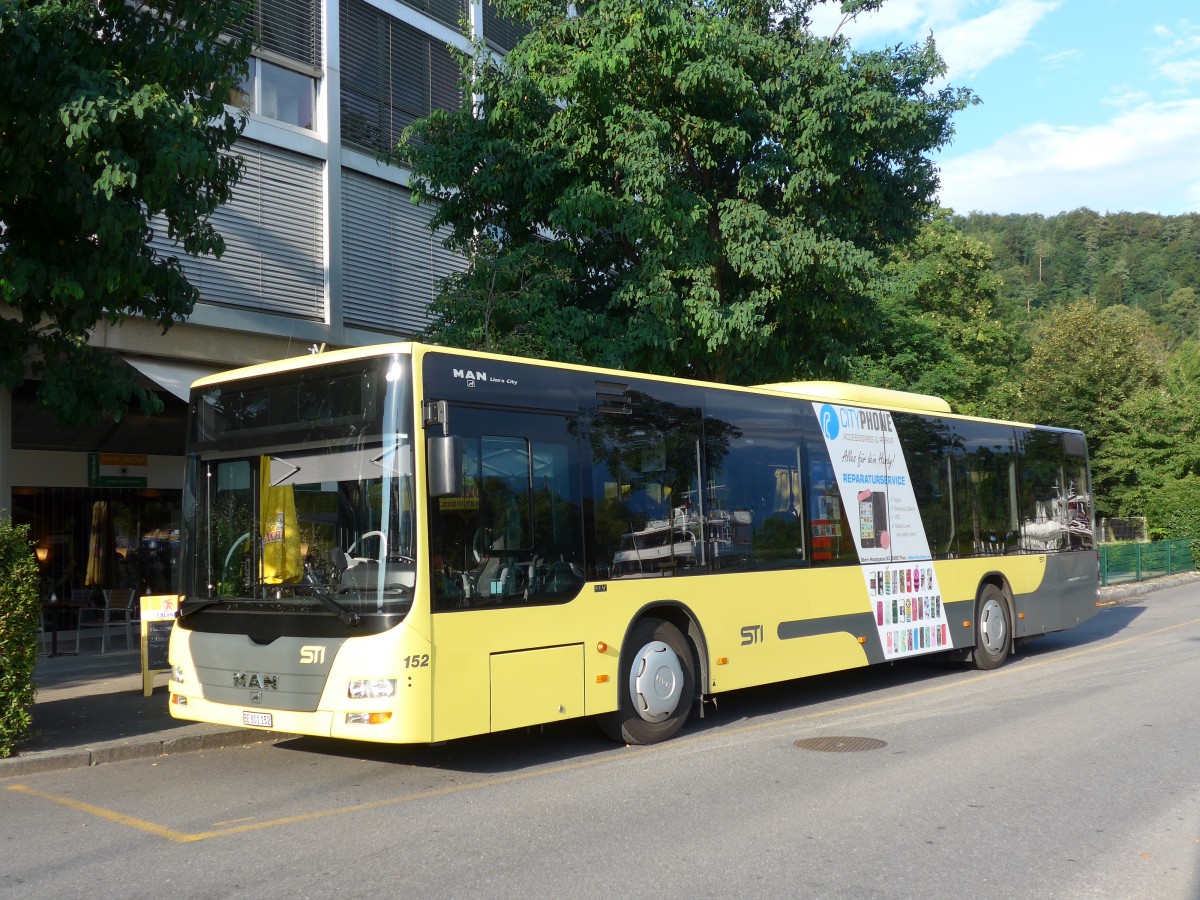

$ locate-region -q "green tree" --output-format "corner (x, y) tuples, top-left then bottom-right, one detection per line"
(847, 211), (1012, 416)
(1007, 299), (1162, 431)
(1141, 474), (1200, 546)
(404, 0), (974, 383)
(1100, 343), (1200, 522)
(0, 0), (253, 424)
(1006, 299), (1165, 517)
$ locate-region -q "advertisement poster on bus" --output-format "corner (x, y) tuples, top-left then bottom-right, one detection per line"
(814, 402), (954, 660)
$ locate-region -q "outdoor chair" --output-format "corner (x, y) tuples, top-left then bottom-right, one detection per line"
(75, 588), (136, 654)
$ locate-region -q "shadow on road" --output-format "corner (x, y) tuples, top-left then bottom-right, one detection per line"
(271, 605), (1149, 775)
(1012, 602), (1146, 658)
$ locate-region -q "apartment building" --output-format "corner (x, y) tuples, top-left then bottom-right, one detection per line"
(4, 0), (520, 600)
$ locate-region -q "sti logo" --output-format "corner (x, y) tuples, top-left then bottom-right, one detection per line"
(300, 645), (325, 664)
(452, 367), (486, 387)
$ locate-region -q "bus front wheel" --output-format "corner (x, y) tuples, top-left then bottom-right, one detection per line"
(601, 618), (696, 745)
(973, 585), (1011, 670)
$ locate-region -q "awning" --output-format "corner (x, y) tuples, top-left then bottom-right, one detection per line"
(123, 356), (222, 402)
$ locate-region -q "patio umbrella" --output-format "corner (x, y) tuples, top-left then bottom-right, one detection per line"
(85, 500), (112, 587)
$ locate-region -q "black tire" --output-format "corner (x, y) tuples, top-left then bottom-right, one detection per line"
(600, 618), (696, 745)
(973, 584), (1011, 670)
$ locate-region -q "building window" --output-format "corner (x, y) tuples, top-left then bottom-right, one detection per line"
(148, 141), (325, 321)
(399, 0), (469, 32)
(483, 0), (529, 53)
(227, 0), (321, 130)
(341, 0), (464, 153)
(231, 0), (323, 68)
(231, 57), (317, 130)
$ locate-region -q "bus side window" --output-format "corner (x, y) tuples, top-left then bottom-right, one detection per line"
(701, 393), (808, 572)
(1062, 434), (1093, 550)
(586, 382), (704, 580)
(1019, 430), (1067, 553)
(893, 414), (956, 560)
(429, 408), (586, 609)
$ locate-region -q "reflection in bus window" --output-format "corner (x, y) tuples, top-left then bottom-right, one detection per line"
(588, 386), (704, 580)
(702, 392), (807, 571)
(429, 410), (584, 609)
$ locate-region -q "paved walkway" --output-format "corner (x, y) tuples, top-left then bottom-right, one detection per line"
(3, 573), (1197, 778)
(0, 643), (287, 778)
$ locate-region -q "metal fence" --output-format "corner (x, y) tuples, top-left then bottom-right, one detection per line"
(1099, 539), (1196, 587)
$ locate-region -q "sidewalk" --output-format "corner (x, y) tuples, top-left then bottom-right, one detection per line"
(0, 639), (289, 779)
(3, 572), (1198, 779)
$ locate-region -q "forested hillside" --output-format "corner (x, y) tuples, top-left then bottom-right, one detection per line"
(953, 209), (1200, 346)
(851, 209), (1200, 536)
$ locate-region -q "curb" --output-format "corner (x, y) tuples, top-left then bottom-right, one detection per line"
(1, 729), (297, 779)
(1098, 570), (1200, 606)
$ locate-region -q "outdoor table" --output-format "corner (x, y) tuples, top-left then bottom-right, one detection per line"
(41, 597), (90, 657)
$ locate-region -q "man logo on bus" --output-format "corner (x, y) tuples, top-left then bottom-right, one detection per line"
(453, 368), (485, 388)
(819, 404), (840, 441)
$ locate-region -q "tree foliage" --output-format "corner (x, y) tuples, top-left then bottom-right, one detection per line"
(404, 0), (974, 384)
(1005, 299), (1162, 432)
(1002, 298), (1165, 519)
(0, 515), (38, 758)
(0, 0), (253, 424)
(954, 209), (1200, 348)
(847, 210), (1012, 416)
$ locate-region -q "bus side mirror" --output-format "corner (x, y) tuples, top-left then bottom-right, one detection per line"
(427, 435), (464, 498)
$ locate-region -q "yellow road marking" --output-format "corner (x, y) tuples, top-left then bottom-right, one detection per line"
(6, 785), (195, 842)
(9, 612), (1200, 843)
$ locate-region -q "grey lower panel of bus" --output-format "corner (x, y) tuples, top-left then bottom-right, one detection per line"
(776, 553), (1098, 666)
(775, 610), (969, 667)
(192, 632), (346, 712)
(1014, 551), (1099, 638)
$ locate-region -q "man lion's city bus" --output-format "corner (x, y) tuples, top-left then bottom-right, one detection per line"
(168, 343), (1098, 745)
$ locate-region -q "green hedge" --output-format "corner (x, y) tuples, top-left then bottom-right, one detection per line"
(0, 515), (39, 757)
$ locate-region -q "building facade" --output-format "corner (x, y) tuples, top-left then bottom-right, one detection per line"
(3, 0), (521, 600)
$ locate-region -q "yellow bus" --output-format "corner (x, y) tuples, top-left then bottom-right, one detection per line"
(168, 342), (1099, 745)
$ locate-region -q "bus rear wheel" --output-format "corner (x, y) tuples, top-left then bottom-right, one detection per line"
(973, 585), (1011, 670)
(601, 618), (696, 745)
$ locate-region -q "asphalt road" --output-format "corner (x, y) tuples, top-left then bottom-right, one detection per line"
(4, 583), (1200, 899)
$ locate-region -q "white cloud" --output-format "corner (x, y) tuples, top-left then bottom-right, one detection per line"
(937, 99), (1200, 214)
(1160, 59), (1200, 85)
(1041, 48), (1081, 68)
(934, 1), (1060, 78)
(1150, 18), (1200, 89)
(809, 0), (1059, 80)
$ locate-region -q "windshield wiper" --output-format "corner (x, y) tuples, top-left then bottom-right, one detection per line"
(300, 573), (362, 627)
(178, 596), (230, 621)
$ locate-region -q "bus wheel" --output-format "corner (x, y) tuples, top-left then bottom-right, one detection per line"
(973, 585), (1011, 670)
(602, 618), (696, 745)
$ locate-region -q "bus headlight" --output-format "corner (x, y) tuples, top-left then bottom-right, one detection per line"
(171, 665), (186, 684)
(348, 678), (397, 699)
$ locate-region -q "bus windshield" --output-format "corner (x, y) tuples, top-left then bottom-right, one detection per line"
(179, 354), (416, 623)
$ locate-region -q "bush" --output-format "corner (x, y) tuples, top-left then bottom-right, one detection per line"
(0, 514), (39, 757)
(1142, 474), (1200, 563)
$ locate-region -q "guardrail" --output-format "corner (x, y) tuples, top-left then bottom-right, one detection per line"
(1099, 539), (1196, 587)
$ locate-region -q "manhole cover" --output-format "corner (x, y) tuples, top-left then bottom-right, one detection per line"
(794, 736), (888, 753)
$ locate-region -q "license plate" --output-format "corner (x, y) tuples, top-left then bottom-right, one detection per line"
(242, 711), (273, 728)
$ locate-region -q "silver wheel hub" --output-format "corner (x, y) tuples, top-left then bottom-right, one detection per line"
(629, 640), (684, 723)
(979, 596), (1007, 655)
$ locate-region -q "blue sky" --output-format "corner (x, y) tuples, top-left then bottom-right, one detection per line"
(809, 0), (1200, 216)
